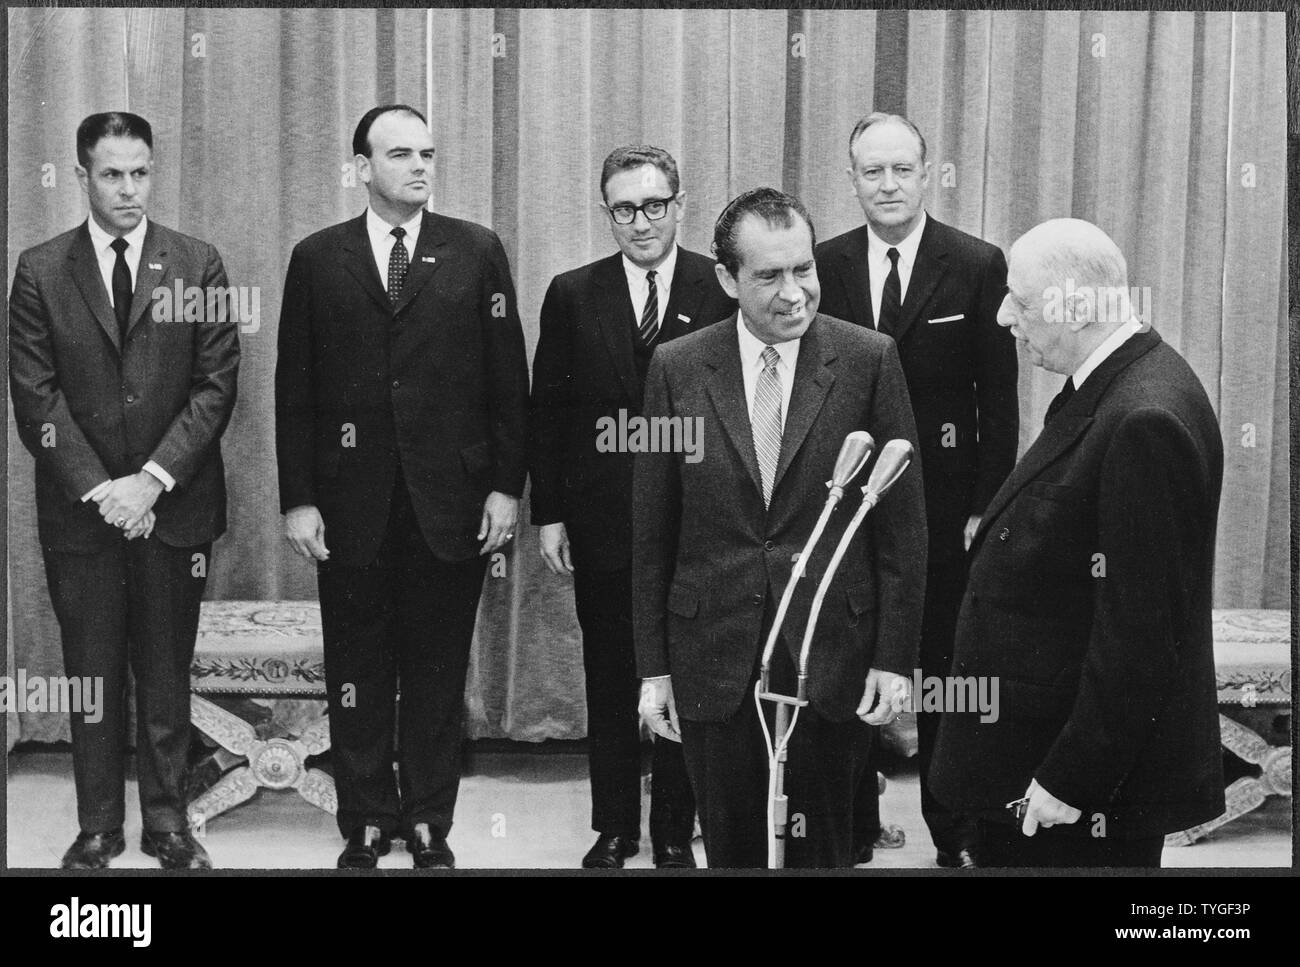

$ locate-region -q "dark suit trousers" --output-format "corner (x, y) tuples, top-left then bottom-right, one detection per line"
(979, 820), (1164, 868)
(680, 599), (871, 868)
(573, 566), (694, 842)
(317, 470), (487, 839)
(44, 535), (211, 834)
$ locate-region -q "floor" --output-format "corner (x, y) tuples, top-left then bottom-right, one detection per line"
(6, 746), (1291, 870)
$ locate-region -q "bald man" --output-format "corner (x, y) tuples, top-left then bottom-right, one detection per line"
(930, 219), (1225, 868)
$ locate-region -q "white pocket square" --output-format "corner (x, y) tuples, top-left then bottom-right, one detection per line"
(928, 313), (964, 324)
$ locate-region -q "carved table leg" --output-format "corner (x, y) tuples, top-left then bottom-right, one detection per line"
(188, 765), (259, 828)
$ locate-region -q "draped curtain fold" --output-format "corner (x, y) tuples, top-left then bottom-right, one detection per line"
(7, 8), (1288, 751)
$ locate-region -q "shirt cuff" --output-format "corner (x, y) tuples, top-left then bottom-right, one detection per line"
(81, 480), (112, 503)
(642, 675), (672, 683)
(142, 461), (176, 492)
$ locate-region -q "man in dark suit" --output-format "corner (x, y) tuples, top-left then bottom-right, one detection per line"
(528, 145), (734, 868)
(10, 112), (240, 869)
(634, 188), (927, 868)
(816, 113), (1018, 867)
(930, 218), (1225, 867)
(275, 105), (528, 869)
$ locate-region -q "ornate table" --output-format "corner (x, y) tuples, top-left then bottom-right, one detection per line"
(1166, 608), (1291, 846)
(187, 601), (335, 829)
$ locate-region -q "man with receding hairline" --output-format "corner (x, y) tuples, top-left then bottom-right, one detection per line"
(930, 218), (1225, 868)
(817, 112), (1018, 868)
(275, 104), (529, 869)
(10, 111), (239, 869)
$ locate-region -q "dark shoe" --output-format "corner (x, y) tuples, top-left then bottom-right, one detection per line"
(581, 833), (639, 869)
(936, 846), (981, 869)
(652, 840), (696, 869)
(337, 825), (391, 869)
(61, 829), (125, 870)
(408, 823), (455, 869)
(853, 843), (875, 865)
(141, 829), (212, 870)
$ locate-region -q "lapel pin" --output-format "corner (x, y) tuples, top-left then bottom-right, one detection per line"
(421, 256), (436, 264)
(677, 314), (690, 323)
(148, 262), (162, 271)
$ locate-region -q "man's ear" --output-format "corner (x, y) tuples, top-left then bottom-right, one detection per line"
(673, 190), (686, 223)
(75, 164), (89, 195)
(1064, 290), (1094, 330)
(354, 153), (372, 185)
(714, 261), (739, 300)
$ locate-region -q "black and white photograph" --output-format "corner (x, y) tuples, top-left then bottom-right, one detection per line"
(2, 0), (1292, 908)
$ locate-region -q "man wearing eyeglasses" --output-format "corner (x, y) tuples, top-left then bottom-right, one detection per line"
(528, 145), (734, 868)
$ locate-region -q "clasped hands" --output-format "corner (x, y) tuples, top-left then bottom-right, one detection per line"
(92, 470), (162, 540)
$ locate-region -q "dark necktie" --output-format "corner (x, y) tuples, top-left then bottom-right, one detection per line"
(1045, 377), (1076, 426)
(877, 247), (901, 334)
(638, 269), (659, 347)
(110, 237), (132, 343)
(387, 226), (409, 305)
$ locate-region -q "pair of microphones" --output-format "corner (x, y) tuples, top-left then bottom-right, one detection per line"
(758, 431), (914, 699)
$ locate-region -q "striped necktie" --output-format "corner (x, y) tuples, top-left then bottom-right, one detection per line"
(753, 345), (783, 506)
(638, 269), (659, 347)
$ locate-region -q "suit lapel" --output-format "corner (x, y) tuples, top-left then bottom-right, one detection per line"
(68, 223), (121, 353)
(971, 329), (1165, 552)
(126, 221), (167, 336)
(889, 216), (946, 345)
(771, 318), (835, 496)
(661, 253), (705, 341)
(392, 210), (446, 316)
(703, 317), (764, 500)
(340, 213), (392, 314)
(838, 226), (874, 328)
(593, 254), (642, 405)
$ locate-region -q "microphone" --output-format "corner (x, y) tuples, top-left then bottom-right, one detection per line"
(861, 439), (913, 508)
(759, 431), (875, 689)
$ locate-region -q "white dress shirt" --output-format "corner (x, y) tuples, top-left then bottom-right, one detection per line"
(81, 215), (175, 500)
(622, 243), (678, 332)
(866, 210), (927, 326)
(736, 313), (799, 429)
(366, 206), (423, 290)
(1073, 317), (1143, 389)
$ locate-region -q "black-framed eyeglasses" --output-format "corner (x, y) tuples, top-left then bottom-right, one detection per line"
(605, 196), (677, 225)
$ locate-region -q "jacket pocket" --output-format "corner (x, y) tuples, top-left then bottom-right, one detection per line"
(666, 583), (700, 618)
(845, 578), (877, 627)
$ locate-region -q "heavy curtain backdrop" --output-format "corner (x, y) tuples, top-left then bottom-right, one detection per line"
(6, 8), (1288, 750)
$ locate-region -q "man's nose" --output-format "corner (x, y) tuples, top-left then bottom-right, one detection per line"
(880, 168), (898, 192)
(778, 274), (802, 304)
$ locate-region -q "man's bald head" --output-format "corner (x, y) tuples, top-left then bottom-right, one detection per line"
(998, 219), (1135, 375)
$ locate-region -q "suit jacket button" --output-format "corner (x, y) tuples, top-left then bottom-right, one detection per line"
(125, 394), (136, 403)
(751, 593), (763, 606)
(763, 540), (775, 552)
(998, 527), (1009, 541)
(391, 379), (400, 389)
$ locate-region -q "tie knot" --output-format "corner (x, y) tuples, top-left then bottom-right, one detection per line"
(645, 269), (656, 285)
(761, 346), (780, 371)
(886, 247), (899, 266)
(391, 227), (406, 240)
(111, 237), (129, 254)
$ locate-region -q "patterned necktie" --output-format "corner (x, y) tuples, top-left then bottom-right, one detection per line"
(753, 345), (783, 507)
(387, 226), (409, 304)
(110, 237), (132, 342)
(638, 269), (659, 347)
(1045, 377), (1076, 426)
(877, 246), (901, 334)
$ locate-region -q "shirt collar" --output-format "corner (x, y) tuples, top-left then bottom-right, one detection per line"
(736, 312), (800, 372)
(622, 243), (679, 290)
(866, 210), (926, 269)
(1073, 317), (1144, 388)
(87, 214), (148, 255)
(366, 206), (423, 248)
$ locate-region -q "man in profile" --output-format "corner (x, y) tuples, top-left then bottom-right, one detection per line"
(930, 219), (1225, 867)
(817, 113), (1017, 868)
(529, 145), (734, 868)
(10, 111), (240, 869)
(275, 105), (528, 869)
(633, 188), (927, 868)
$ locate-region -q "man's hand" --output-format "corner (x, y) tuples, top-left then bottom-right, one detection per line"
(478, 491), (519, 555)
(538, 522), (573, 575)
(856, 668), (911, 726)
(284, 505), (329, 561)
(94, 471), (163, 531)
(124, 510), (156, 541)
(963, 514), (981, 552)
(1021, 778), (1082, 836)
(639, 677), (681, 743)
